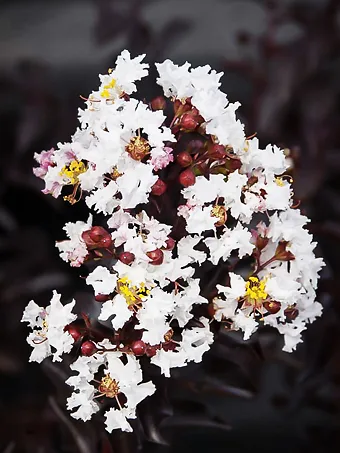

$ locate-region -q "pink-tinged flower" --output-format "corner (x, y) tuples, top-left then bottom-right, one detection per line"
(150, 146), (174, 171)
(33, 148), (55, 178)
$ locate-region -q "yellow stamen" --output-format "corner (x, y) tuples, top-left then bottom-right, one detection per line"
(211, 205), (227, 226)
(125, 136), (150, 161)
(245, 276), (268, 304)
(117, 277), (149, 306)
(98, 374), (120, 398)
(59, 160), (86, 185)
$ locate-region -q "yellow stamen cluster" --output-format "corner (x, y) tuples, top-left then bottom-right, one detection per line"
(125, 136), (150, 161)
(98, 374), (120, 398)
(59, 160), (86, 185)
(275, 177), (284, 187)
(117, 277), (149, 306)
(211, 205), (227, 226)
(100, 78), (117, 98)
(245, 276), (268, 304)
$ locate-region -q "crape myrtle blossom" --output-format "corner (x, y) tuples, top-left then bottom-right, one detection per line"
(24, 50), (324, 432)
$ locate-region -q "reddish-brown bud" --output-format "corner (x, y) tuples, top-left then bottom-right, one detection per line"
(131, 340), (146, 356)
(151, 179), (167, 196)
(177, 151), (193, 167)
(263, 301), (281, 314)
(146, 248), (164, 265)
(151, 96), (166, 111)
(179, 168), (196, 187)
(95, 293), (111, 302)
(145, 345), (158, 357)
(89, 226), (108, 242)
(174, 99), (191, 116)
(179, 113), (199, 131)
(164, 237), (176, 251)
(209, 144), (227, 160)
(118, 251), (135, 265)
(82, 226), (113, 249)
(65, 324), (82, 342)
(284, 306), (299, 320)
(81, 340), (97, 356)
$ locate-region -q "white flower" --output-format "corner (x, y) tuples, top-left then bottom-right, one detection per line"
(21, 291), (77, 363)
(205, 223), (254, 265)
(99, 294), (132, 330)
(105, 407), (135, 433)
(86, 181), (120, 214)
(215, 273), (246, 321)
(173, 279), (208, 327)
(233, 310), (258, 340)
(99, 50), (149, 98)
(138, 287), (175, 344)
(116, 163), (157, 209)
(86, 266), (117, 295)
(56, 215), (92, 267)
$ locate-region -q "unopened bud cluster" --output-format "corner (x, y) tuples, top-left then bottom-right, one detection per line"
(23, 50), (324, 433)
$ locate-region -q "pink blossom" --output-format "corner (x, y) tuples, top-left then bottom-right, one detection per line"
(151, 147), (174, 171)
(33, 148), (55, 178)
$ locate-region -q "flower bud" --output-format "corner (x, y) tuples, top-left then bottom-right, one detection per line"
(164, 237), (175, 251)
(131, 340), (146, 356)
(145, 345), (158, 357)
(151, 179), (167, 196)
(263, 301), (281, 314)
(146, 248), (164, 265)
(179, 168), (196, 187)
(89, 226), (108, 242)
(209, 144), (227, 160)
(82, 226), (113, 249)
(179, 113), (199, 131)
(81, 340), (97, 356)
(151, 96), (166, 111)
(65, 324), (82, 342)
(95, 293), (111, 302)
(284, 306), (299, 320)
(177, 151), (193, 167)
(118, 251), (135, 265)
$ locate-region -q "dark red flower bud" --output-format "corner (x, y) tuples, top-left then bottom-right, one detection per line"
(177, 151), (193, 167)
(151, 179), (167, 196)
(89, 226), (108, 242)
(284, 306), (299, 320)
(263, 301), (281, 314)
(118, 251), (135, 265)
(179, 168), (196, 187)
(81, 340), (97, 356)
(131, 340), (146, 356)
(95, 293), (111, 302)
(145, 345), (158, 357)
(146, 248), (164, 265)
(174, 99), (191, 116)
(65, 324), (82, 342)
(179, 113), (199, 131)
(82, 226), (113, 249)
(209, 144), (227, 160)
(151, 96), (166, 111)
(164, 237), (176, 251)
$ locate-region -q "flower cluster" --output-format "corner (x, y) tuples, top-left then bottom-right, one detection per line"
(22, 50), (324, 432)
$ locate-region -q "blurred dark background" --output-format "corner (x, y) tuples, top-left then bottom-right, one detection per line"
(1, 0), (340, 452)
